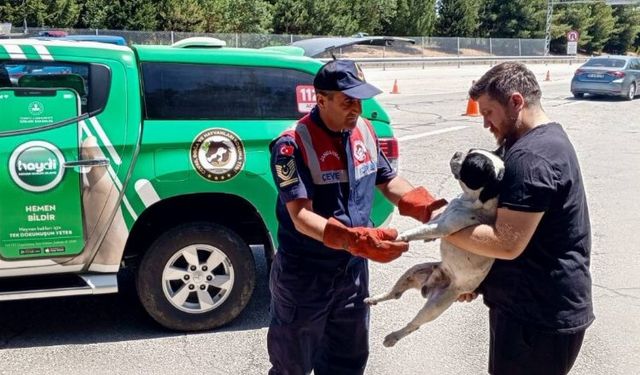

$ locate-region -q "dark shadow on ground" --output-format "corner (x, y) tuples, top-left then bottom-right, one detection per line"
(0, 247), (270, 349)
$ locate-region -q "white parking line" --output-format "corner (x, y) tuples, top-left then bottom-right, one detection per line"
(397, 126), (469, 142)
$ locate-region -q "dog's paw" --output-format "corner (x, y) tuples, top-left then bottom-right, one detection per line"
(383, 334), (399, 348)
(363, 297), (378, 306)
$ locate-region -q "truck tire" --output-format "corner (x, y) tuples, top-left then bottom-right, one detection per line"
(136, 222), (256, 331)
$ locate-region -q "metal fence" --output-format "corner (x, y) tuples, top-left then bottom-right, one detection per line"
(3, 27), (548, 57)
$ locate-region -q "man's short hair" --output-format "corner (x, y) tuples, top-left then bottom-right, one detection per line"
(315, 89), (335, 99)
(469, 62), (542, 107)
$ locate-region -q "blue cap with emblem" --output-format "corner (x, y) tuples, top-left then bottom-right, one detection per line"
(313, 60), (382, 99)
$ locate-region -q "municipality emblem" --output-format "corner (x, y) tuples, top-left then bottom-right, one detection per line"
(28, 101), (44, 116)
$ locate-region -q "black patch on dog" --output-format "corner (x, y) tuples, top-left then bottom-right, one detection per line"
(459, 153), (502, 203)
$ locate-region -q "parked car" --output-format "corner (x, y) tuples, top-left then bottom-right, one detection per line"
(0, 38), (399, 331)
(571, 55), (640, 100)
(37, 30), (68, 37)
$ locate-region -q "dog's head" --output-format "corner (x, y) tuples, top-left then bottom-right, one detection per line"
(450, 149), (505, 203)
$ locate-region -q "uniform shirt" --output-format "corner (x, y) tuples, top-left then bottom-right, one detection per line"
(270, 107), (396, 266)
(482, 122), (594, 333)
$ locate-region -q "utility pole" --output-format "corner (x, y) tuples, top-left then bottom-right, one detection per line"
(544, 0), (640, 55)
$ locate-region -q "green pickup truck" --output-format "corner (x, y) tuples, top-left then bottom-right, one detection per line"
(0, 38), (399, 331)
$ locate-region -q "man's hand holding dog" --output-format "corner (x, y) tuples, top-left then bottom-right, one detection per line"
(398, 186), (448, 223)
(323, 217), (409, 263)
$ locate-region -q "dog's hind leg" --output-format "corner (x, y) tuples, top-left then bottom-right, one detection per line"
(382, 287), (458, 347)
(364, 263), (439, 306)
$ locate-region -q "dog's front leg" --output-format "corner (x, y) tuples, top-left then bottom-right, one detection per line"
(364, 263), (439, 306)
(399, 200), (479, 242)
(383, 287), (458, 347)
(398, 220), (447, 242)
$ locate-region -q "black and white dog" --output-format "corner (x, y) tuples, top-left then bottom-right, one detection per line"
(365, 149), (504, 347)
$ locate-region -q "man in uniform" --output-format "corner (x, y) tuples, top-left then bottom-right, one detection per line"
(268, 59), (446, 375)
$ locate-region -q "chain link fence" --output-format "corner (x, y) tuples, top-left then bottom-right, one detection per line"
(2, 27), (547, 57)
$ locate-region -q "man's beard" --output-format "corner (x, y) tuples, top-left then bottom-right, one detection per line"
(499, 116), (521, 148)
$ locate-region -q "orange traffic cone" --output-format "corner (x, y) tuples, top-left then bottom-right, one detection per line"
(463, 97), (481, 116)
(390, 79), (400, 94)
(544, 70), (551, 81)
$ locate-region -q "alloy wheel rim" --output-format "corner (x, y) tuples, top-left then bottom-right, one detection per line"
(161, 244), (235, 313)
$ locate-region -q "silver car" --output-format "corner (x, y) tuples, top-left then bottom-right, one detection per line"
(571, 55), (640, 100)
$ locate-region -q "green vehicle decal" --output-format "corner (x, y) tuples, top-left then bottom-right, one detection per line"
(0, 88), (84, 259)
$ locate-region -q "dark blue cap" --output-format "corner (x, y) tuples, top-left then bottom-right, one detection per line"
(313, 60), (382, 99)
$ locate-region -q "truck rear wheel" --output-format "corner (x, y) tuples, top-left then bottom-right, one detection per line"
(136, 222), (256, 331)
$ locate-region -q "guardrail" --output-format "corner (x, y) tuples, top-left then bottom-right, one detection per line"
(323, 55), (590, 68)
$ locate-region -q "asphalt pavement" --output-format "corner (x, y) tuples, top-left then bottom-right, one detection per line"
(0, 63), (638, 375)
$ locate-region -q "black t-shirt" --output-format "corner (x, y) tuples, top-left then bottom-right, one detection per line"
(481, 123), (594, 333)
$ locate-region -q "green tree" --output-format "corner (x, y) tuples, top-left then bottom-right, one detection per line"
(479, 0), (546, 38)
(48, 0), (80, 27)
(201, 0), (273, 33)
(587, 1), (616, 53)
(549, 3), (593, 54)
(603, 5), (639, 54)
(385, 0), (436, 36)
(436, 0), (481, 37)
(78, 0), (113, 28)
(78, 0), (157, 30)
(270, 0), (360, 36)
(352, 0), (397, 35)
(551, 2), (617, 55)
(312, 0), (361, 35)
(271, 0), (312, 34)
(1, 0), (80, 28)
(271, 0), (396, 36)
(157, 0), (206, 32)
(0, 1), (21, 26)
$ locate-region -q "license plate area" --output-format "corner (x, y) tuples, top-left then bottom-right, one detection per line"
(587, 73), (605, 79)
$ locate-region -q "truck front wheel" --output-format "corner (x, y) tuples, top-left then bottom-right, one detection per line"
(136, 222), (256, 331)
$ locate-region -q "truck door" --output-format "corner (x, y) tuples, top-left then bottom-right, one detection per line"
(0, 86), (90, 260)
(0, 59), (122, 270)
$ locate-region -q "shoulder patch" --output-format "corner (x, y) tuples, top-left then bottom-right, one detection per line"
(275, 158), (299, 187)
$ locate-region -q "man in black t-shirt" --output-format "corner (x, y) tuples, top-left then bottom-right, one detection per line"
(446, 62), (593, 375)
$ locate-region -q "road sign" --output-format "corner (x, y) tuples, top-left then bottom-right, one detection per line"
(566, 30), (579, 55)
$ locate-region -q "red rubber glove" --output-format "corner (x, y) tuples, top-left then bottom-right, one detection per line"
(322, 218), (408, 263)
(398, 187), (448, 223)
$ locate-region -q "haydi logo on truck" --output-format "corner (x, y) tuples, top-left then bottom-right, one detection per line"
(0, 38), (400, 331)
(10, 140), (64, 192)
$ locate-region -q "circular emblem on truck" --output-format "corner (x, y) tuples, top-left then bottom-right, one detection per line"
(9, 141), (65, 192)
(191, 128), (245, 182)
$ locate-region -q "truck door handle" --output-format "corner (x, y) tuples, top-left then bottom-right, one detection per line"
(64, 158), (110, 168)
